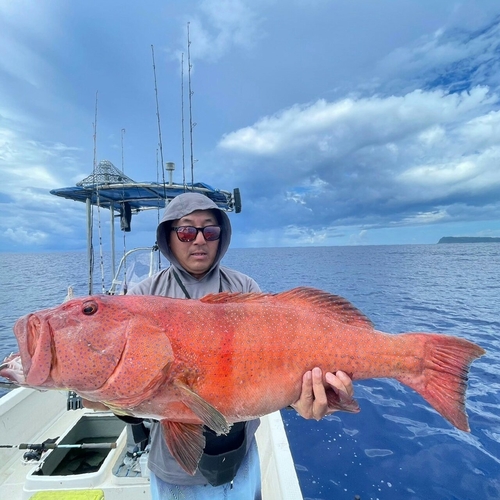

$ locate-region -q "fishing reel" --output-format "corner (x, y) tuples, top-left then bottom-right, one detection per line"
(20, 438), (59, 463)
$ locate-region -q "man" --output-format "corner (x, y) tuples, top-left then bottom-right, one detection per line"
(119, 192), (354, 498)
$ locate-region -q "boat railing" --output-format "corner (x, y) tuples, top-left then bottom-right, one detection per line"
(107, 246), (161, 295)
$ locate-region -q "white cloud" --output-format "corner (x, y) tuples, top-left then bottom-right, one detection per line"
(376, 9), (500, 93)
(400, 160), (478, 186)
(398, 210), (450, 226)
(0, 127), (82, 195)
(3, 227), (49, 246)
(216, 78), (500, 239)
(218, 87), (496, 157)
(200, 0), (261, 48)
(174, 0), (263, 63)
(0, 123), (86, 250)
(348, 229), (369, 246)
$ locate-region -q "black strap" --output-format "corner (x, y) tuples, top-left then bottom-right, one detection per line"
(171, 268), (223, 299)
(172, 268), (192, 298)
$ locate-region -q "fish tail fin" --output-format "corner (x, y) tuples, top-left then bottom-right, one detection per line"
(398, 334), (485, 432)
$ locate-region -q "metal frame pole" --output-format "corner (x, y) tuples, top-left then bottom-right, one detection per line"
(86, 198), (92, 295)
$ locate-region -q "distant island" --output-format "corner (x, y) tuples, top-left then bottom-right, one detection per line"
(438, 236), (500, 244)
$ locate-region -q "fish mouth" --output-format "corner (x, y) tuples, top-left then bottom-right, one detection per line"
(13, 313), (55, 387)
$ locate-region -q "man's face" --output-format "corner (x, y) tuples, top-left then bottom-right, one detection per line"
(168, 209), (220, 279)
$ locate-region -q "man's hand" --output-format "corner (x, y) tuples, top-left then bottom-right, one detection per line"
(291, 367), (356, 420)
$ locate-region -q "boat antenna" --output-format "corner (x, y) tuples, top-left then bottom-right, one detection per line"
(151, 45), (167, 200)
(92, 91), (106, 295)
(181, 52), (187, 190)
(187, 22), (196, 187)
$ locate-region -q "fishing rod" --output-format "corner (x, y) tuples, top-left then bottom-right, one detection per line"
(0, 442), (117, 450)
(1, 437), (117, 462)
(181, 51), (187, 190)
(151, 44), (168, 273)
(151, 44), (167, 196)
(187, 21), (196, 186)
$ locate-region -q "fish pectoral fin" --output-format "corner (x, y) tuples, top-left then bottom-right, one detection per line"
(161, 420), (205, 475)
(326, 387), (361, 414)
(174, 380), (231, 435)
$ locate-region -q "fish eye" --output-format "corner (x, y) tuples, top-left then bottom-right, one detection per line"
(82, 301), (98, 315)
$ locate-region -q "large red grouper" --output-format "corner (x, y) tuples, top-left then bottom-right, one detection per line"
(0, 287), (485, 474)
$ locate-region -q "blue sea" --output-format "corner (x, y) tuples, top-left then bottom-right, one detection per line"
(1, 244), (499, 500)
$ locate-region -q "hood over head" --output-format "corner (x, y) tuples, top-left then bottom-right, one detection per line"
(157, 192), (232, 272)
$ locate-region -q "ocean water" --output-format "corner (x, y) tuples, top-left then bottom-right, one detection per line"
(1, 244), (499, 500)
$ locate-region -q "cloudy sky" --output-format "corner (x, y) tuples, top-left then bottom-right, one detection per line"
(2, 0), (500, 251)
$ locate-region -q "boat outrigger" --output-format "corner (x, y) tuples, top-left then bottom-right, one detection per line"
(0, 160), (303, 499)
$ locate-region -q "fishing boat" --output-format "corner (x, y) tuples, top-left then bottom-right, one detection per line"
(0, 160), (303, 499)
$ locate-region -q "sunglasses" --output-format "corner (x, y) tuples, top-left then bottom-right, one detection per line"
(171, 225), (221, 242)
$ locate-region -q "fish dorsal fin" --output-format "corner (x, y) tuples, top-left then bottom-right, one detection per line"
(201, 287), (373, 329)
(275, 287), (374, 329)
(161, 420), (205, 475)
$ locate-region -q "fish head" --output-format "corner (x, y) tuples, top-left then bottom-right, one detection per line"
(5, 296), (132, 391)
(3, 295), (175, 402)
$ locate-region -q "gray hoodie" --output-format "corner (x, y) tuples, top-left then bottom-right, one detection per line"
(128, 192), (260, 485)
(130, 192), (260, 298)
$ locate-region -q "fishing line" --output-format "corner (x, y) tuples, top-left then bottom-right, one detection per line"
(92, 91), (106, 294)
